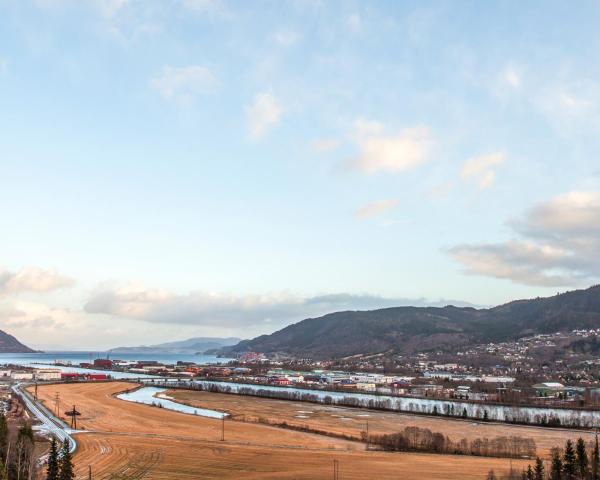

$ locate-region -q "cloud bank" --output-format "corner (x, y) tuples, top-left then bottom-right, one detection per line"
(84, 284), (477, 329)
(449, 191), (600, 287)
(0, 267), (74, 296)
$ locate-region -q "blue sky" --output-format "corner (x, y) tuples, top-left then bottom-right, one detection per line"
(1, 0), (599, 349)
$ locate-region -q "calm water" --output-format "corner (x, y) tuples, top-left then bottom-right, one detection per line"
(118, 386), (227, 419)
(0, 351), (231, 367)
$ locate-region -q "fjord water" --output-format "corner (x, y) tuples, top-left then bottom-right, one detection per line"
(0, 351), (230, 366)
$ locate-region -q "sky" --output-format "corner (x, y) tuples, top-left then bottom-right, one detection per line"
(1, 0), (600, 350)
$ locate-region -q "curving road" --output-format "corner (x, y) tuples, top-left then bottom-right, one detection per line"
(11, 383), (77, 453)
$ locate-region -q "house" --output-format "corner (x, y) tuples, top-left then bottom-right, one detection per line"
(34, 369), (62, 381)
(356, 382), (377, 392)
(456, 385), (471, 399)
(409, 384), (443, 397)
(533, 382), (566, 397)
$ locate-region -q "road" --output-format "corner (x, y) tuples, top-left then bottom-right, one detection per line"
(11, 383), (77, 453)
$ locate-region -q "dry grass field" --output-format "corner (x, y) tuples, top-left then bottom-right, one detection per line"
(29, 382), (542, 479)
(169, 388), (597, 456)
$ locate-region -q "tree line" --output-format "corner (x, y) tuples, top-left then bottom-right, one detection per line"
(155, 379), (599, 429)
(0, 410), (36, 480)
(369, 426), (536, 459)
(486, 436), (600, 480)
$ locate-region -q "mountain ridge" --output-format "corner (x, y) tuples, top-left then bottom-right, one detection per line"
(0, 330), (36, 353)
(110, 336), (241, 354)
(220, 285), (600, 359)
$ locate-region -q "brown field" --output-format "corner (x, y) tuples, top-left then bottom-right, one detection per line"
(169, 388), (597, 456)
(30, 382), (540, 479)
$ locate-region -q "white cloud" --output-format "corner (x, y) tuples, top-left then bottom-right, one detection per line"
(92, 0), (131, 17)
(501, 65), (521, 89)
(245, 92), (283, 140)
(310, 138), (340, 153)
(272, 29), (299, 47)
(0, 301), (74, 330)
(181, 0), (224, 13)
(151, 65), (217, 103)
(349, 122), (432, 174)
(0, 267), (74, 296)
(355, 199), (400, 219)
(346, 12), (362, 33)
(84, 284), (476, 329)
(449, 191), (600, 287)
(461, 152), (506, 190)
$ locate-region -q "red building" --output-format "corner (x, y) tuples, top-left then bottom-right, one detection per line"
(93, 359), (113, 369)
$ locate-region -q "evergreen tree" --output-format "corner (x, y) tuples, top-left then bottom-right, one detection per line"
(592, 434), (600, 480)
(58, 439), (74, 480)
(563, 440), (577, 479)
(576, 437), (589, 479)
(486, 470), (497, 480)
(46, 437), (59, 480)
(526, 465), (534, 480)
(534, 457), (545, 480)
(551, 449), (563, 480)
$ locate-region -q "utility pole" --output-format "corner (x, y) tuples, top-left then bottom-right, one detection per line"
(333, 459), (339, 480)
(34, 383), (38, 401)
(365, 420), (369, 451)
(221, 415), (225, 441)
(88, 465), (92, 480)
(54, 393), (60, 418)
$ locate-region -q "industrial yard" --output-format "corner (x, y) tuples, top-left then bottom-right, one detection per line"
(29, 381), (534, 479)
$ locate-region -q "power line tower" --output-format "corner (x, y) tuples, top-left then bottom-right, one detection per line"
(64, 405), (81, 429)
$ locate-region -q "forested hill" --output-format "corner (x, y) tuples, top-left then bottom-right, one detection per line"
(0, 330), (36, 353)
(221, 285), (600, 359)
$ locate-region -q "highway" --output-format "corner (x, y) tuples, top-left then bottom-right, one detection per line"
(11, 383), (77, 453)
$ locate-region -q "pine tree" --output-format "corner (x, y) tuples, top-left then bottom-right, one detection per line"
(46, 437), (59, 480)
(563, 440), (577, 480)
(526, 465), (534, 480)
(576, 437), (589, 479)
(486, 470), (497, 480)
(592, 434), (600, 480)
(534, 457), (545, 480)
(551, 449), (563, 480)
(58, 440), (74, 480)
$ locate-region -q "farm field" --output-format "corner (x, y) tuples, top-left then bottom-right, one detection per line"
(30, 382), (536, 479)
(169, 388), (598, 456)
